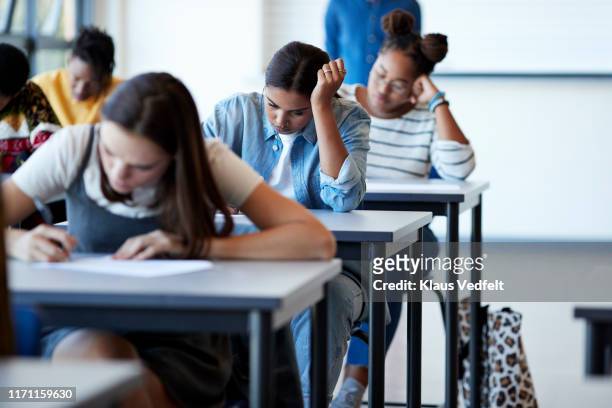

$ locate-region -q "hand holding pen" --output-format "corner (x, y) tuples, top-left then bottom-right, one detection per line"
(7, 198), (78, 262)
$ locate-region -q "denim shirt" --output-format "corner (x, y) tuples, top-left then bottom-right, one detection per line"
(203, 92), (370, 212)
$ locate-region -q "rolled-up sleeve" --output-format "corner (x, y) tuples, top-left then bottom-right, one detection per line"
(319, 106), (370, 211)
(430, 135), (476, 180)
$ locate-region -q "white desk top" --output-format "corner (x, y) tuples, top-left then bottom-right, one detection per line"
(228, 209), (432, 243)
(9, 259), (342, 310)
(365, 179), (490, 203)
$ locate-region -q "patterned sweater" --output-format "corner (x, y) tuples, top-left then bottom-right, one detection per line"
(0, 81), (60, 173)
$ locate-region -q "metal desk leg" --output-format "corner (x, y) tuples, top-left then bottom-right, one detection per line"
(250, 310), (273, 408)
(470, 197), (483, 408)
(311, 283), (329, 408)
(368, 242), (386, 407)
(445, 202), (460, 408)
(407, 228), (423, 408)
(585, 322), (608, 375)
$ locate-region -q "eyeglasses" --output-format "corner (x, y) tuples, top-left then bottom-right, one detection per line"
(371, 70), (411, 95)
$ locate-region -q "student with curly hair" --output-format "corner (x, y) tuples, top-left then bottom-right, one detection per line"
(32, 27), (121, 125)
(333, 9), (476, 407)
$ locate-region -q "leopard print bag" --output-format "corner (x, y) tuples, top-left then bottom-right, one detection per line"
(458, 301), (538, 407)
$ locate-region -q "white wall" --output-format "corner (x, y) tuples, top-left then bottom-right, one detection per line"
(428, 76), (612, 241)
(94, 0), (265, 117)
(94, 0), (612, 241)
(422, 1), (612, 74)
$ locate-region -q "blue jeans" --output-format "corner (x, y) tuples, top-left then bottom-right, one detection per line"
(291, 273), (364, 406)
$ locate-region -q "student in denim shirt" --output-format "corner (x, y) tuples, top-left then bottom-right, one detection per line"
(204, 41), (370, 405)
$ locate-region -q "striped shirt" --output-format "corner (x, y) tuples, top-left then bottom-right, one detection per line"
(339, 84), (475, 180)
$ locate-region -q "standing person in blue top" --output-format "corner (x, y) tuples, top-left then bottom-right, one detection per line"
(4, 72), (336, 407)
(203, 41), (370, 405)
(325, 0), (421, 85)
(332, 9), (476, 407)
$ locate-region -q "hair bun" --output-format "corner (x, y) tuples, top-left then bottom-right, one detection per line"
(382, 9), (415, 37)
(420, 33), (448, 63)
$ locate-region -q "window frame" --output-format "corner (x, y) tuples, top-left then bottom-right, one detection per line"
(0, 0), (93, 73)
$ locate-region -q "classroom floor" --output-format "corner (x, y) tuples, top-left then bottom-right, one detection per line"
(336, 301), (612, 407)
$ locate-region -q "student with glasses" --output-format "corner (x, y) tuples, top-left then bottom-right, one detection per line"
(333, 9), (476, 407)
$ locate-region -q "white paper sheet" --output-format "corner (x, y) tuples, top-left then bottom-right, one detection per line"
(366, 181), (463, 192)
(33, 256), (212, 278)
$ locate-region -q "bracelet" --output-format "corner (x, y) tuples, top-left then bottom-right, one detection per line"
(428, 91), (446, 112)
(430, 99), (449, 113)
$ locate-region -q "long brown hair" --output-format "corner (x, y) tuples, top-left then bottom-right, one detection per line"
(381, 9), (448, 76)
(0, 184), (14, 356)
(100, 73), (234, 257)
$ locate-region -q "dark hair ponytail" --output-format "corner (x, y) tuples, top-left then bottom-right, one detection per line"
(265, 41), (330, 96)
(101, 73), (234, 258)
(381, 9), (448, 75)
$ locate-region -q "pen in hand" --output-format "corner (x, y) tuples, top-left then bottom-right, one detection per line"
(32, 196), (76, 260)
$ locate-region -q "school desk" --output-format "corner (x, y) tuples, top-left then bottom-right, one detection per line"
(52, 209), (433, 406)
(227, 209), (433, 407)
(363, 179), (490, 408)
(575, 307), (612, 376)
(9, 259), (341, 408)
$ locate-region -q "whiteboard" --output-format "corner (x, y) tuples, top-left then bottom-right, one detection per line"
(422, 0), (612, 75)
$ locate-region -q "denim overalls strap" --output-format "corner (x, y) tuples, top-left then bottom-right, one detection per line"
(65, 125), (160, 253)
